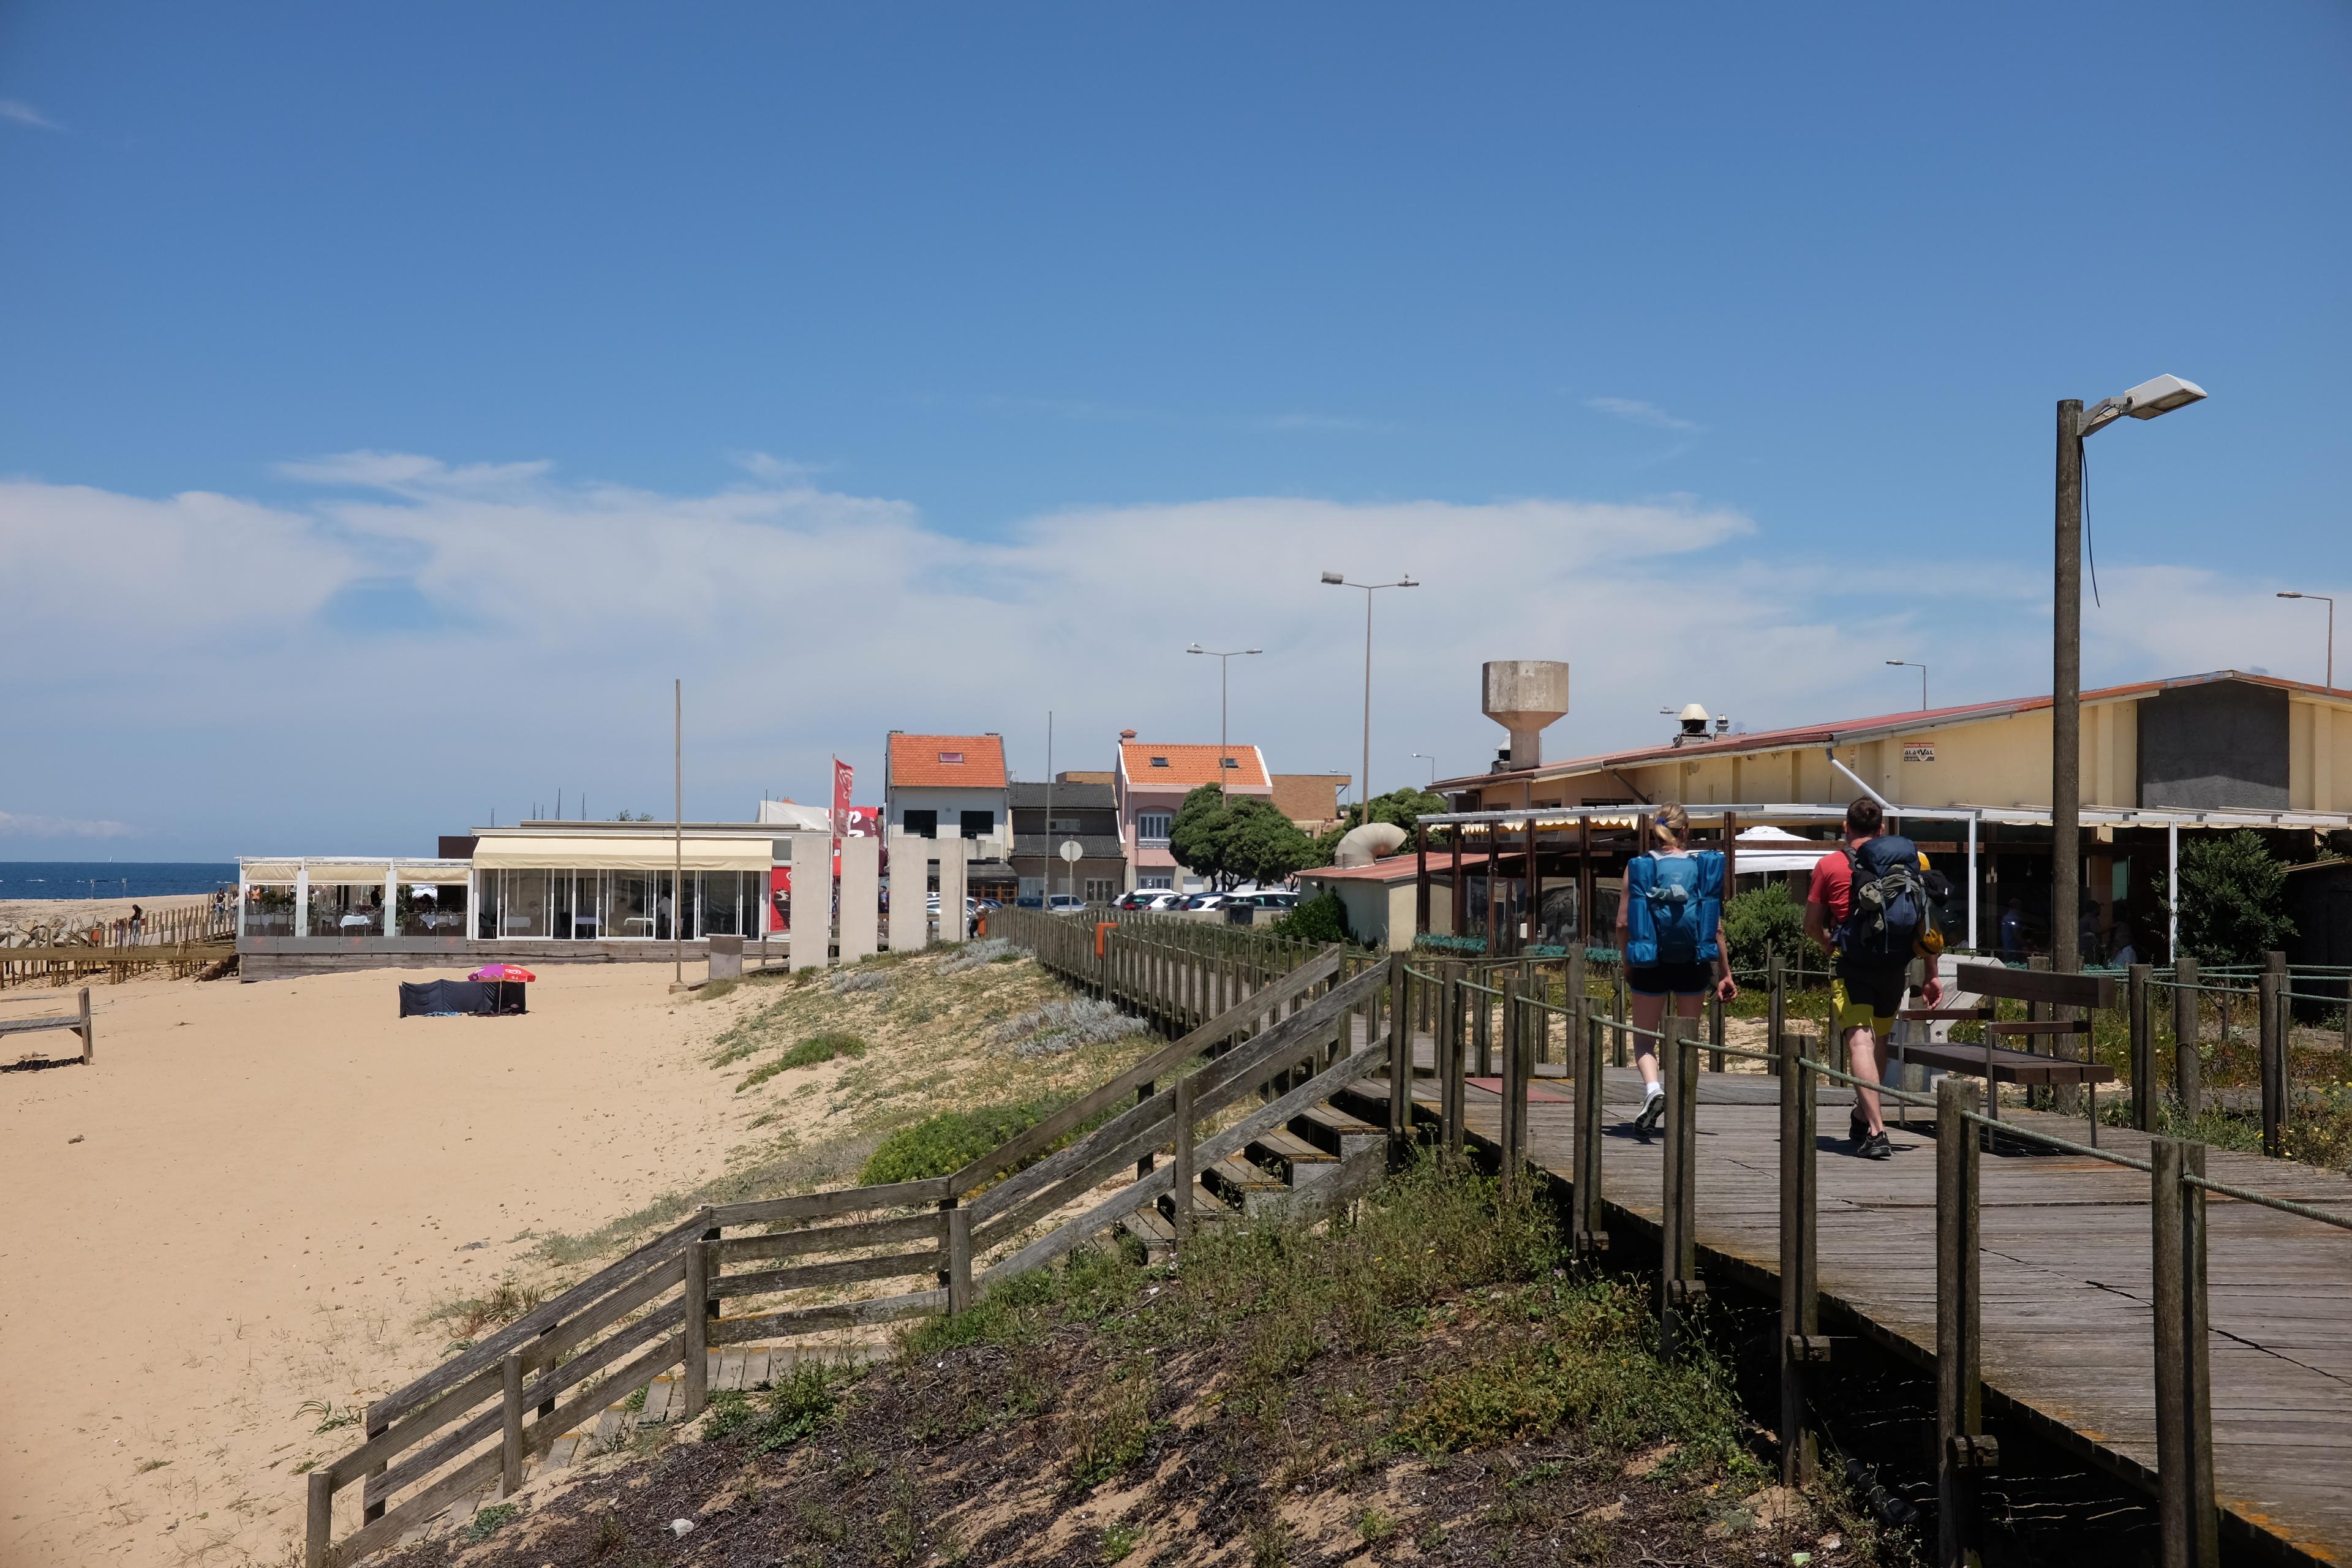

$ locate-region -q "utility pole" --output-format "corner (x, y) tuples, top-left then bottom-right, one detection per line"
(2054, 401), (2083, 979)
(673, 677), (684, 984)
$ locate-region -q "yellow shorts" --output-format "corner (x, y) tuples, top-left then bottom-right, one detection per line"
(1830, 967), (1905, 1037)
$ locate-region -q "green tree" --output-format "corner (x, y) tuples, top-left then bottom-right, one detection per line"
(1302, 786), (1454, 869)
(2154, 829), (2296, 966)
(1167, 784), (1318, 889)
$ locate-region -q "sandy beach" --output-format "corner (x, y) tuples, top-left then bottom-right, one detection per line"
(0, 894), (219, 942)
(0, 962), (763, 1567)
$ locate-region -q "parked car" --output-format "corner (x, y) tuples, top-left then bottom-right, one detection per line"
(1046, 894), (1088, 915)
(1235, 890), (1297, 910)
(1182, 892), (1229, 911)
(1119, 889), (1186, 911)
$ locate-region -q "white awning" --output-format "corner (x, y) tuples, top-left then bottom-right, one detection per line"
(470, 834), (771, 872)
(242, 860), (302, 883)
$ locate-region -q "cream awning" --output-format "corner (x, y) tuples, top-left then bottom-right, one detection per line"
(470, 834), (772, 872)
(242, 860), (302, 883)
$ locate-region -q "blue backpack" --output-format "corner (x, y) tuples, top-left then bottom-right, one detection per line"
(1838, 834), (1933, 960)
(1624, 850), (1725, 967)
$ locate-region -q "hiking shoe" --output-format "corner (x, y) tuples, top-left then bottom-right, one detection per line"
(1634, 1086), (1666, 1137)
(1858, 1131), (1893, 1161)
(1849, 1109), (1870, 1145)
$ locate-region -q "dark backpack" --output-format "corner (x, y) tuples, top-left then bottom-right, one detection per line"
(1624, 850), (1724, 966)
(1838, 834), (1939, 960)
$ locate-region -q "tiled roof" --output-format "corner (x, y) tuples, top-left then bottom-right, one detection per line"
(1119, 741), (1269, 790)
(1438, 669), (2352, 791)
(1298, 851), (1489, 885)
(1271, 773), (1347, 824)
(887, 733), (1008, 790)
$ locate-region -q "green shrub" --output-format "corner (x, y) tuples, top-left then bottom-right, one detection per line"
(1269, 892), (1351, 944)
(464, 1502), (520, 1541)
(2156, 829), (2296, 967)
(858, 1096), (1066, 1185)
(706, 1361), (837, 1453)
(1722, 883), (1809, 978)
(737, 1032), (868, 1092)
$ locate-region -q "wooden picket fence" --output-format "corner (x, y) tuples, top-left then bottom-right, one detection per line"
(1, 901), (236, 989)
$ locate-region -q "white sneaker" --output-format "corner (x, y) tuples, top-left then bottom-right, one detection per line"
(1634, 1083), (1665, 1136)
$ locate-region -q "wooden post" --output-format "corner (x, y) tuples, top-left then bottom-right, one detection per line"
(1415, 823), (1430, 937)
(1498, 976), (1521, 1195)
(2173, 956), (2201, 1118)
(500, 1351), (525, 1499)
(2259, 971), (2283, 1156)
(682, 1234), (710, 1420)
(306, 1469), (333, 1568)
(2129, 963), (2155, 1132)
(945, 1204), (974, 1313)
(361, 1409), (387, 1524)
(1171, 1074), (1195, 1245)
(1135, 1080), (1156, 1179)
(1441, 969), (1465, 1156)
(1766, 949), (1785, 1077)
(2151, 1137), (2219, 1568)
(1936, 1076), (1986, 1568)
(1574, 1008), (1607, 1254)
(1777, 1024), (1817, 1486)
(1387, 954), (1411, 1153)
(1658, 1016), (1703, 1359)
(1708, 982), (1725, 1074)
(77, 986), (92, 1063)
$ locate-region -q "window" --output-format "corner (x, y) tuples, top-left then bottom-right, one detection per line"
(1139, 874), (1174, 890)
(902, 809), (938, 839)
(1148, 756), (1168, 767)
(1084, 878), (1118, 903)
(1137, 813), (1171, 845)
(959, 810), (995, 839)
(938, 750), (964, 764)
(1221, 756), (1239, 769)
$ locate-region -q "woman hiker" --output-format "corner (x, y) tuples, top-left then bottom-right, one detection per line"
(1615, 803), (1736, 1136)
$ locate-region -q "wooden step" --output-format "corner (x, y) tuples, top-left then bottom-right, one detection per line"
(1201, 1151), (1284, 1201)
(1247, 1128), (1339, 1186)
(1290, 1101), (1384, 1159)
(1158, 1180), (1234, 1224)
(1120, 1207), (1178, 1263)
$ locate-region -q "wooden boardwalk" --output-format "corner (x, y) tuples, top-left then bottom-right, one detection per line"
(1385, 1052), (2352, 1565)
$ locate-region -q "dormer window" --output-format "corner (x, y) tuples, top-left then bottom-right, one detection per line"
(1148, 756), (1169, 767)
(1220, 756), (1239, 769)
(938, 750), (964, 764)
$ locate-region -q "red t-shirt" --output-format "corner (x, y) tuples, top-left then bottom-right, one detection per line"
(1806, 848), (1852, 924)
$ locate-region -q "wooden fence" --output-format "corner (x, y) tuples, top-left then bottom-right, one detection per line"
(303, 937), (1389, 1567)
(2, 901), (236, 989)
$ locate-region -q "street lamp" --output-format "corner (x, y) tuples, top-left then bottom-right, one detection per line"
(1885, 660), (1928, 710)
(1185, 644), (1261, 796)
(2054, 373), (2207, 977)
(1322, 571), (1419, 823)
(1411, 752), (1439, 786)
(2277, 593), (2335, 690)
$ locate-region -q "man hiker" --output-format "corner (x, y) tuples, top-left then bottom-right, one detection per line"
(1805, 798), (1944, 1159)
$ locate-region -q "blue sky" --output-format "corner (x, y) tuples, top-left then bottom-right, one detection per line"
(2, 5), (2346, 858)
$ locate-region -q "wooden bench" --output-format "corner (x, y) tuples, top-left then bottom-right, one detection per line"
(0, 987), (93, 1065)
(1890, 963), (2116, 1138)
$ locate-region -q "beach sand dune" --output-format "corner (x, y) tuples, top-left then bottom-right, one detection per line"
(0, 962), (750, 1567)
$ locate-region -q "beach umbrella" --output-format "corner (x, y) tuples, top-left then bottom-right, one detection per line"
(468, 963), (537, 983)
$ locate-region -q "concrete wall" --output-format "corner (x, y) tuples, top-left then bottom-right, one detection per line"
(837, 834), (880, 963)
(887, 831), (927, 953)
(2140, 682), (2290, 809)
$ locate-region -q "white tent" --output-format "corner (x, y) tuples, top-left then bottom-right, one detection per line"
(1735, 824), (1834, 879)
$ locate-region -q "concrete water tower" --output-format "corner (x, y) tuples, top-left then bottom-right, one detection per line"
(1481, 660), (1570, 772)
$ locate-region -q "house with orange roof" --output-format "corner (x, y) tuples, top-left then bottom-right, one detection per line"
(1114, 729), (1273, 892)
(883, 731), (1009, 845)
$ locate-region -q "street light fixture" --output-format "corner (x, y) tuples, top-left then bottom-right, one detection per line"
(1411, 752), (1439, 787)
(1885, 660), (1928, 710)
(1186, 643), (1261, 796)
(2052, 373), (2207, 978)
(1322, 572), (1419, 822)
(2277, 593), (2335, 690)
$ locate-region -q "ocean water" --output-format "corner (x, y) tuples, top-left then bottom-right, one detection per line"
(0, 862), (240, 899)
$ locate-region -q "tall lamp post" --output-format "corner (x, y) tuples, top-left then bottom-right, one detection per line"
(1411, 752), (1440, 787)
(1885, 660), (1928, 710)
(1186, 644), (1261, 797)
(2277, 592), (2335, 690)
(2054, 374), (2207, 977)
(1321, 571), (1419, 823)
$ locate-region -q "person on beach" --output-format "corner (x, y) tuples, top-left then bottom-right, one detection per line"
(1805, 798), (1945, 1159)
(1615, 803), (1736, 1137)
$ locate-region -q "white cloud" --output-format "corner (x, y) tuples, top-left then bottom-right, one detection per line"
(0, 99), (61, 132)
(0, 810), (132, 839)
(0, 456), (2324, 853)
(1586, 396), (1703, 432)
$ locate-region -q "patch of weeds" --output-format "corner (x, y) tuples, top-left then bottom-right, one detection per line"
(464, 1501), (519, 1541)
(1246, 1516), (1291, 1568)
(940, 938), (1025, 974)
(289, 1458), (315, 1475)
(1357, 1507), (1394, 1542)
(698, 977), (740, 1002)
(830, 966), (895, 996)
(737, 1031), (868, 1091)
(859, 1095), (1077, 1185)
(426, 1280), (547, 1341)
(134, 1458), (171, 1474)
(986, 997), (1148, 1057)
(1065, 1358), (1158, 1488)
(707, 1362), (837, 1453)
(622, 1384), (647, 1412)
(295, 1399), (361, 1433)
(1101, 1520), (1143, 1561)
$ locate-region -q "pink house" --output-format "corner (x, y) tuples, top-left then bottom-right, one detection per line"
(1114, 729), (1273, 892)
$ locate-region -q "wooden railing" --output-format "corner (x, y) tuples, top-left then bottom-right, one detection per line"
(304, 933), (1385, 1567)
(2, 902), (236, 988)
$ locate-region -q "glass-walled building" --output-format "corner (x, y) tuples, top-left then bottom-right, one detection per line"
(238, 859), (472, 938)
(466, 827), (775, 941)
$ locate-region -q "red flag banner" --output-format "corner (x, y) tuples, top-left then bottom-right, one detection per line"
(832, 758), (854, 839)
